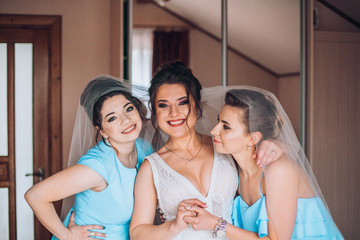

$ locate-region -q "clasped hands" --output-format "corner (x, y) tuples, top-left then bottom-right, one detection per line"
(174, 199), (219, 232)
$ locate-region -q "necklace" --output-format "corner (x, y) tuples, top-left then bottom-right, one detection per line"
(164, 135), (203, 163)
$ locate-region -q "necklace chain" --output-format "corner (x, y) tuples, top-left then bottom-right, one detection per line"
(164, 136), (203, 163)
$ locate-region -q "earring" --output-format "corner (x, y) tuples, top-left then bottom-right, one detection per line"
(247, 145), (251, 150)
(105, 138), (110, 145)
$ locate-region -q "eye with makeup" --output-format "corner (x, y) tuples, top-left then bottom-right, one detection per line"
(107, 115), (117, 122)
(157, 102), (169, 108)
(178, 98), (189, 106)
(125, 105), (134, 113)
(223, 124), (231, 130)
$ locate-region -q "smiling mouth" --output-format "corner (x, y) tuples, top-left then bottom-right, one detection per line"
(168, 119), (185, 127)
(122, 124), (136, 134)
(213, 139), (221, 144)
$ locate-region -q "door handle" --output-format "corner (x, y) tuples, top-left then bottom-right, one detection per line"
(25, 167), (45, 181)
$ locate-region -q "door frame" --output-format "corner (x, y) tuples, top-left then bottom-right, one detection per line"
(0, 14), (62, 240)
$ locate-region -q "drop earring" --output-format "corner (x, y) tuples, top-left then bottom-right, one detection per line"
(105, 138), (110, 145)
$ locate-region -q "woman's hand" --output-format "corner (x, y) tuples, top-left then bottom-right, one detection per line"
(256, 140), (283, 167)
(182, 204), (219, 231)
(172, 199), (204, 232)
(65, 212), (106, 239)
(177, 198), (216, 231)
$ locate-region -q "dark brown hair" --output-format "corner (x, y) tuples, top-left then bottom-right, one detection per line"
(225, 89), (281, 145)
(148, 60), (203, 129)
(92, 91), (146, 144)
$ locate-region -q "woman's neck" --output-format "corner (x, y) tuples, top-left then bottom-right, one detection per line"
(112, 141), (138, 167)
(232, 151), (259, 177)
(166, 130), (201, 151)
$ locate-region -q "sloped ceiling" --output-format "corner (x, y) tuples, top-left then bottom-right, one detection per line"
(153, 0), (300, 75)
(326, 0), (360, 23)
(152, 0), (360, 76)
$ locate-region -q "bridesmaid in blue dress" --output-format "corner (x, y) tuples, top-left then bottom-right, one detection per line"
(183, 87), (343, 239)
(25, 76), (152, 240)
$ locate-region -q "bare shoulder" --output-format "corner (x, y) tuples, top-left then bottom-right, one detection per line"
(137, 159), (153, 176)
(264, 154), (300, 196)
(265, 154), (297, 179)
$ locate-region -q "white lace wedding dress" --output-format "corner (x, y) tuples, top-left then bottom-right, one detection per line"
(146, 151), (238, 239)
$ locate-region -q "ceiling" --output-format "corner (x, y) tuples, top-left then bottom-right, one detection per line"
(153, 0), (300, 76)
(326, 0), (360, 23)
(152, 0), (359, 76)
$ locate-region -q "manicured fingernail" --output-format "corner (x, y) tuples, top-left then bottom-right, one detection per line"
(103, 226), (106, 229)
(185, 206), (191, 210)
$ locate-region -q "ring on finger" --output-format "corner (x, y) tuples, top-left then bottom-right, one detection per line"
(90, 232), (95, 237)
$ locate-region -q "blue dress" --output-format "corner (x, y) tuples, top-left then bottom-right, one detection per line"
(232, 174), (343, 239)
(52, 138), (153, 240)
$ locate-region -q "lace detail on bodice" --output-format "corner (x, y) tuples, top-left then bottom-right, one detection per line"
(146, 151), (238, 239)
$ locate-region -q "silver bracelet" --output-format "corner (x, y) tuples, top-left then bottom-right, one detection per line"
(212, 217), (228, 238)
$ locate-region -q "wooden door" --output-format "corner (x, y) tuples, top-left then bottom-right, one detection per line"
(0, 15), (62, 240)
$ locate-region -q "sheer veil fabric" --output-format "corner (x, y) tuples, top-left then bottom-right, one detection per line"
(60, 104), (95, 219)
(198, 86), (343, 239)
(60, 75), (150, 219)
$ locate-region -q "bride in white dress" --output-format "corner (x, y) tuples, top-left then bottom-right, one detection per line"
(129, 61), (282, 240)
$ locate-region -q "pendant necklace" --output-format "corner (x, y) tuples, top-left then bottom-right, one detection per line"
(164, 135), (203, 165)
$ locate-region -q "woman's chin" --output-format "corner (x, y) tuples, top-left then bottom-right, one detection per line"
(213, 146), (228, 155)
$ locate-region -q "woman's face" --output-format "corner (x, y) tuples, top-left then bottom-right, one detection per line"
(99, 94), (142, 145)
(155, 83), (197, 138)
(210, 105), (252, 155)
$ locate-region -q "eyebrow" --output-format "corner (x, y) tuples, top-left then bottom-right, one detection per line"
(157, 96), (188, 103)
(221, 119), (231, 126)
(104, 101), (131, 118)
(123, 102), (131, 108)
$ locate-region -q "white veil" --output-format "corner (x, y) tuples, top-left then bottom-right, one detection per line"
(60, 103), (95, 219)
(198, 86), (343, 239)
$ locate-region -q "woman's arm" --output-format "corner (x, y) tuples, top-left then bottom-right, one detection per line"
(183, 201), (272, 240)
(130, 160), (193, 240)
(25, 165), (106, 240)
(264, 156), (299, 239)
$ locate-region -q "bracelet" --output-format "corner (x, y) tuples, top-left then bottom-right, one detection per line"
(212, 217), (228, 238)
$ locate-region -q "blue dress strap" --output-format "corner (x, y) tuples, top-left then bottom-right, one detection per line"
(259, 172), (264, 197)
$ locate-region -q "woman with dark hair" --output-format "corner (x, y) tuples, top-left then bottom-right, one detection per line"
(129, 61), (282, 239)
(182, 87), (344, 239)
(25, 76), (153, 240)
